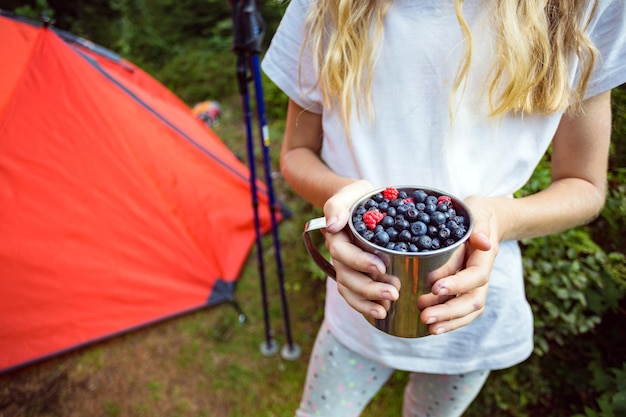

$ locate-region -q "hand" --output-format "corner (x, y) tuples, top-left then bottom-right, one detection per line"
(323, 180), (401, 320)
(418, 195), (500, 335)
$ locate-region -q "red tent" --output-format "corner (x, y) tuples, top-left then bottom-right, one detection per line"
(0, 12), (275, 373)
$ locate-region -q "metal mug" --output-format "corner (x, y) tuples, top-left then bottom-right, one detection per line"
(302, 186), (474, 338)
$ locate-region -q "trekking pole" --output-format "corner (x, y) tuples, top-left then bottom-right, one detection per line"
(250, 51), (301, 361)
(231, 0), (300, 360)
(231, 0), (277, 357)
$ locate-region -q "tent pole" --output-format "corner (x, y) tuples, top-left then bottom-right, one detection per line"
(231, 0), (300, 360)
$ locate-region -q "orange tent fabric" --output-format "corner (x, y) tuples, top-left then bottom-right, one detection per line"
(0, 13), (274, 373)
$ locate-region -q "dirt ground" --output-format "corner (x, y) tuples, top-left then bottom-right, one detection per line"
(0, 310), (232, 417)
(0, 278), (322, 417)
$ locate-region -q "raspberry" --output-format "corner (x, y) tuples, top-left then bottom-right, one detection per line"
(437, 195), (452, 207)
(382, 187), (399, 201)
(362, 210), (385, 229)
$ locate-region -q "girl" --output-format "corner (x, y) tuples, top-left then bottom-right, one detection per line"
(262, 1), (626, 416)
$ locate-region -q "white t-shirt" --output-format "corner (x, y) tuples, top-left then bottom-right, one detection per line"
(262, 0), (626, 373)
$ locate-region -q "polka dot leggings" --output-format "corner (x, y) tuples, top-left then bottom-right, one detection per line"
(296, 321), (489, 417)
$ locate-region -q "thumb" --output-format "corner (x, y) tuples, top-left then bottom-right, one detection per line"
(465, 198), (494, 252)
(323, 198), (351, 234)
(324, 179), (375, 233)
(469, 228), (491, 252)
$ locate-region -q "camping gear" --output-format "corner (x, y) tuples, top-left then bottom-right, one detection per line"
(303, 186), (474, 338)
(192, 101), (221, 127)
(0, 10), (276, 373)
(231, 0), (300, 360)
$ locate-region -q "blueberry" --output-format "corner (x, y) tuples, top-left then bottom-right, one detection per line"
(428, 225), (439, 237)
(395, 218), (410, 230)
(363, 230), (375, 241)
(356, 206), (367, 216)
(410, 221), (427, 236)
(381, 215), (395, 227)
(412, 189), (428, 203)
(408, 243), (419, 253)
(417, 212), (430, 224)
(452, 227), (466, 240)
(424, 203), (437, 215)
(406, 208), (419, 221)
(447, 220), (460, 230)
(430, 238), (441, 250)
(395, 242), (408, 252)
(430, 211), (447, 225)
(426, 195), (438, 206)
(374, 225), (384, 234)
(436, 202), (449, 212)
(396, 205), (409, 216)
(417, 235), (432, 250)
(378, 201), (389, 212)
(398, 191), (409, 199)
(374, 231), (390, 246)
(390, 198), (404, 208)
(387, 207), (397, 217)
(438, 227), (451, 240)
(354, 221), (367, 234)
(398, 230), (412, 242)
(386, 227), (399, 242)
(386, 242), (396, 250)
(373, 193), (384, 203)
(365, 199), (378, 209)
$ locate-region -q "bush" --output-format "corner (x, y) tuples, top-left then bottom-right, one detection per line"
(466, 131), (626, 415)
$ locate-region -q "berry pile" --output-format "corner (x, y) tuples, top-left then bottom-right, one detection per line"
(351, 187), (469, 253)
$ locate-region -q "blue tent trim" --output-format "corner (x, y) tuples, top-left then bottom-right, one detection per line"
(207, 279), (238, 305)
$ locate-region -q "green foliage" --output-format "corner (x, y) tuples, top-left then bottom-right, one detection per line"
(12, 0), (53, 19)
(152, 45), (237, 105)
(521, 229), (625, 355)
(573, 363), (626, 417)
(610, 85), (626, 169)
(591, 167), (626, 254)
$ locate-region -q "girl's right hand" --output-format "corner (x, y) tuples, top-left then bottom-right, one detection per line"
(323, 180), (401, 320)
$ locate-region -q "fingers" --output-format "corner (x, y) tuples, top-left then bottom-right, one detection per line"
(430, 246), (492, 297)
(420, 286), (487, 334)
(335, 262), (400, 319)
(326, 228), (400, 319)
(326, 229), (386, 275)
(422, 208), (497, 334)
(421, 243), (493, 334)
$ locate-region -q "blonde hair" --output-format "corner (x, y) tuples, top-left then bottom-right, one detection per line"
(303, 0), (599, 128)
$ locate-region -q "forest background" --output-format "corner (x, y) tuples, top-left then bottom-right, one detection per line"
(0, 1), (624, 416)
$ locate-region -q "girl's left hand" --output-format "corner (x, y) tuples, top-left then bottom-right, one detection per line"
(417, 195), (500, 335)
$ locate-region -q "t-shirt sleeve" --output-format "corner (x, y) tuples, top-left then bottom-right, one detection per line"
(584, 0), (626, 98)
(261, 0), (323, 114)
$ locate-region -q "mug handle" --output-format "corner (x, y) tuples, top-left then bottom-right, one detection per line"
(302, 217), (337, 279)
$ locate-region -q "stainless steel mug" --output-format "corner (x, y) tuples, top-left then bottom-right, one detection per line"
(302, 186), (474, 338)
